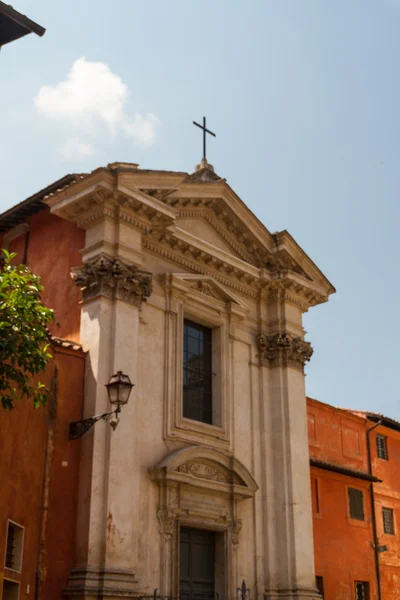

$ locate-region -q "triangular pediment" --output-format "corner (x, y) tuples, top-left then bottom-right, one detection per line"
(176, 216), (244, 259)
(171, 274), (249, 313)
(45, 162), (335, 304)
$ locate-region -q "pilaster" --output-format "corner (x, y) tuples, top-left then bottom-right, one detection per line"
(65, 254), (152, 599)
(256, 288), (321, 600)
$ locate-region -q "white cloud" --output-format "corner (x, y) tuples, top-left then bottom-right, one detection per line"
(59, 137), (94, 159)
(123, 113), (160, 146)
(34, 57), (159, 155)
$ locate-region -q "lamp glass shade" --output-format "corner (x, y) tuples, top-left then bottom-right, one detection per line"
(105, 371), (134, 408)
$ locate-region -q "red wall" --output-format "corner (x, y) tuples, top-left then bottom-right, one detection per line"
(369, 425), (400, 600)
(308, 399), (377, 599)
(0, 344), (85, 600)
(1, 208), (84, 342)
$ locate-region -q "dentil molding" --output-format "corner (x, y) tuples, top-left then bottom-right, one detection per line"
(71, 254), (152, 306)
(256, 332), (313, 372)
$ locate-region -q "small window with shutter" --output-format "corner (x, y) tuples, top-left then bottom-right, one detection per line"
(355, 581), (369, 600)
(311, 477), (320, 515)
(376, 435), (388, 460)
(382, 507), (395, 535)
(348, 488), (365, 521)
(4, 521), (24, 572)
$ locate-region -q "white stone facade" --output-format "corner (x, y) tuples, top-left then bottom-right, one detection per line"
(45, 161), (334, 600)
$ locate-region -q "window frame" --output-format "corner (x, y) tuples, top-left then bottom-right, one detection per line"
(382, 507), (395, 535)
(4, 520), (24, 573)
(347, 487), (365, 522)
(311, 476), (321, 518)
(183, 318), (214, 425)
(354, 581), (370, 600)
(2, 578), (21, 600)
(376, 435), (388, 461)
(162, 274), (249, 449)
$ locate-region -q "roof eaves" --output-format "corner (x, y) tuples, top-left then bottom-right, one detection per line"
(310, 458), (381, 483)
(0, 1), (45, 43)
(50, 336), (85, 353)
(0, 174), (81, 232)
(366, 412), (400, 434)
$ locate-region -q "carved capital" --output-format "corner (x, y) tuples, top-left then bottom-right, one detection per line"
(256, 332), (313, 372)
(232, 519), (242, 547)
(72, 254), (152, 305)
(157, 509), (176, 541)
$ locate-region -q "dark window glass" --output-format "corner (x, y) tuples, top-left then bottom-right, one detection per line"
(376, 435), (388, 460)
(5, 524), (15, 569)
(382, 507), (395, 535)
(355, 581), (369, 600)
(316, 576), (324, 598)
(348, 488), (365, 521)
(183, 320), (212, 424)
(311, 478), (320, 515)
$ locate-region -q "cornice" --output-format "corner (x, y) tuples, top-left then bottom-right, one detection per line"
(71, 254), (152, 306)
(273, 229), (336, 295)
(171, 226), (260, 281)
(163, 196), (280, 271)
(144, 238), (259, 298)
(166, 180), (277, 252)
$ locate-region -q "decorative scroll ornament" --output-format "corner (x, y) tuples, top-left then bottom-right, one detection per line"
(256, 332), (313, 372)
(178, 461), (228, 483)
(72, 254), (152, 306)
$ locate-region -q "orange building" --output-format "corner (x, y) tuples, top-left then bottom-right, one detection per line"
(308, 398), (400, 600)
(352, 412), (400, 600)
(0, 175), (84, 342)
(0, 177), (85, 600)
(0, 340), (85, 600)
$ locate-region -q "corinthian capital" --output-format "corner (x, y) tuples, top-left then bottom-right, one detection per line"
(256, 332), (313, 372)
(72, 254), (152, 306)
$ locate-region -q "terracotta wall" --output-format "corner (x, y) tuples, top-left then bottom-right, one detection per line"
(370, 425), (400, 600)
(307, 399), (377, 599)
(0, 208), (84, 342)
(0, 344), (85, 600)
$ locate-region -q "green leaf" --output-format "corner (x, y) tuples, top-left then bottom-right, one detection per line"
(1, 249), (55, 410)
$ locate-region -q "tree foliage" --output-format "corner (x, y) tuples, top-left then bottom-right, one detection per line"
(0, 249), (54, 410)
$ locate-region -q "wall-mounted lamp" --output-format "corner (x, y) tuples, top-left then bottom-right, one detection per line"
(69, 371), (134, 440)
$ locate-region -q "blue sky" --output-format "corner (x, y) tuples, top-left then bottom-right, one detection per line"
(2, 0), (400, 418)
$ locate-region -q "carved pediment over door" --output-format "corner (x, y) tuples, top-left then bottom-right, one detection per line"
(149, 446), (258, 532)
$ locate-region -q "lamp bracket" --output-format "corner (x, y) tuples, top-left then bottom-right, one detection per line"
(69, 410), (115, 440)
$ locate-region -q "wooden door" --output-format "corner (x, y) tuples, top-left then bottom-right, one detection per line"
(180, 528), (215, 600)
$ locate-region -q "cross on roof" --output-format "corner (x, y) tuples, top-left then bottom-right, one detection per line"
(193, 116), (216, 161)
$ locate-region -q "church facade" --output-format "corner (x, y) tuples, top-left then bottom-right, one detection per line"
(1, 159), (335, 600)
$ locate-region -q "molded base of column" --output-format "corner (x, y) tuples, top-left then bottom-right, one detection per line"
(64, 565), (138, 598)
(264, 586), (322, 600)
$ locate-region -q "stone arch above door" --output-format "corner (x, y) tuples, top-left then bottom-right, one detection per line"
(149, 446), (257, 541)
(149, 446), (258, 597)
(149, 445), (258, 501)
